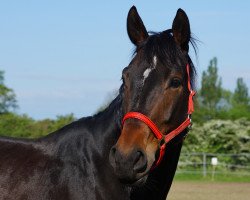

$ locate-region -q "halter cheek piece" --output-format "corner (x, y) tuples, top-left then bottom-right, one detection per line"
(122, 64), (196, 169)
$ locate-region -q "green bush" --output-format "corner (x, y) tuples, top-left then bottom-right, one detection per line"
(184, 118), (250, 154)
(0, 113), (75, 138)
(0, 113), (35, 138)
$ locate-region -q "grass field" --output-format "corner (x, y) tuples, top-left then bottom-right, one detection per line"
(174, 172), (250, 182)
(167, 181), (250, 200)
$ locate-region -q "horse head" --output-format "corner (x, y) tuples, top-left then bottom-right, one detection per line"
(109, 6), (195, 186)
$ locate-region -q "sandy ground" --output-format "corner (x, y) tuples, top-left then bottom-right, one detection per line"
(167, 181), (250, 200)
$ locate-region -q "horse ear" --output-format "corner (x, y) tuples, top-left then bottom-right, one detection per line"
(127, 6), (149, 46)
(172, 9), (191, 52)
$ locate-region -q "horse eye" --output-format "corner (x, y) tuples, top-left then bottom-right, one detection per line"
(122, 75), (129, 89)
(170, 78), (182, 88)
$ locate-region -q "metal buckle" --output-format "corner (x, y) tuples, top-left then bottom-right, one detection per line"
(187, 115), (192, 131)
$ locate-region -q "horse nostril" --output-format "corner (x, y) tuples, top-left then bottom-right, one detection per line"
(111, 146), (116, 156)
(133, 150), (147, 173)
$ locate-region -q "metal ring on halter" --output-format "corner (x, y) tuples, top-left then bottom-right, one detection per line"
(159, 138), (166, 148)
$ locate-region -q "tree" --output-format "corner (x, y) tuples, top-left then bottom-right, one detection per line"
(0, 71), (18, 114)
(200, 57), (222, 110)
(0, 113), (75, 138)
(232, 77), (249, 107)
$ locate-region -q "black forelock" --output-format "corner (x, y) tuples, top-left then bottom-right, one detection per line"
(144, 30), (179, 66)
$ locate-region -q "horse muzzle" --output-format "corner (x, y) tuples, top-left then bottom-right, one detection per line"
(109, 144), (148, 185)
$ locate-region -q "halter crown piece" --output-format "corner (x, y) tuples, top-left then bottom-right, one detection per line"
(122, 64), (196, 169)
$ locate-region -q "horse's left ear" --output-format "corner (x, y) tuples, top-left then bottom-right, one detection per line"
(172, 9), (191, 52)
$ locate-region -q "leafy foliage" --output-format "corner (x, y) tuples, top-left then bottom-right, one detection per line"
(183, 119), (250, 154)
(232, 77), (250, 107)
(0, 71), (18, 114)
(200, 57), (222, 110)
(0, 113), (75, 138)
(194, 58), (250, 123)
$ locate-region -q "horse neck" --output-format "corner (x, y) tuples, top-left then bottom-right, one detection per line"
(89, 94), (124, 149)
(44, 94), (124, 159)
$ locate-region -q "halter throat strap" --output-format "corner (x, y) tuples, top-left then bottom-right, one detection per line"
(122, 64), (195, 168)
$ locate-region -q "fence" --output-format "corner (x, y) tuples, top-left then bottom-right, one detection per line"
(176, 152), (250, 179)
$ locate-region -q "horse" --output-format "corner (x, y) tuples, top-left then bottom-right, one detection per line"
(0, 6), (196, 200)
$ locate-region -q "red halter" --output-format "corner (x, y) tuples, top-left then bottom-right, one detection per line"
(122, 64), (195, 168)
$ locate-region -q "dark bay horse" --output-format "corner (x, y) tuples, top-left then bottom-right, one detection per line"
(0, 6), (196, 200)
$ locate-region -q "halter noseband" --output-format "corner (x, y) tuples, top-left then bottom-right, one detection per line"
(122, 64), (195, 168)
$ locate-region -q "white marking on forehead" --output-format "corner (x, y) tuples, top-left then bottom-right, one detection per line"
(153, 56), (157, 68)
(143, 68), (152, 80)
(142, 55), (158, 85)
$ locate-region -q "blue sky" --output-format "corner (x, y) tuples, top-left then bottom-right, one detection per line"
(0, 1), (249, 119)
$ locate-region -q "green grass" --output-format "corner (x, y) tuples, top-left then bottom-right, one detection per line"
(174, 172), (250, 182)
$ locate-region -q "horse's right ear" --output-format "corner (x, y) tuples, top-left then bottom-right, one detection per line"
(172, 9), (191, 52)
(127, 6), (148, 46)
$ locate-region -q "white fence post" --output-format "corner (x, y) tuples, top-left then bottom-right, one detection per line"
(203, 152), (207, 177)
